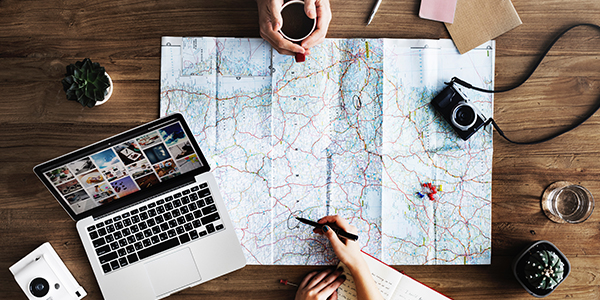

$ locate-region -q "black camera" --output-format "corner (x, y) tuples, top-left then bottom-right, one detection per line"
(430, 84), (488, 141)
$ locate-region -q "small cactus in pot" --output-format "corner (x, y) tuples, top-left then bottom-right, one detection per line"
(524, 250), (565, 290)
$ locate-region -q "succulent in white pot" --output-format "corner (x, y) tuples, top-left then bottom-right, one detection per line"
(61, 58), (112, 107)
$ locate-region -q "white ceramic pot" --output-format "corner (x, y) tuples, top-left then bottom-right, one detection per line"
(95, 73), (113, 106)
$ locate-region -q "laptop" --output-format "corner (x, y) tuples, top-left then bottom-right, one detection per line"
(34, 113), (246, 299)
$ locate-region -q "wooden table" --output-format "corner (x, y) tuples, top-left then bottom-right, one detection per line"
(2, 0), (600, 299)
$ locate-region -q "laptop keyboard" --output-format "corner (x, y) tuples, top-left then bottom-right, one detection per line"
(85, 183), (225, 274)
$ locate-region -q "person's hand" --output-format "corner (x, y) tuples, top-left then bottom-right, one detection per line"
(255, 0), (332, 56)
(295, 268), (346, 300)
(314, 215), (363, 269)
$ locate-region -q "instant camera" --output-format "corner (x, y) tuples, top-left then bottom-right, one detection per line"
(9, 242), (86, 300)
(430, 84), (488, 140)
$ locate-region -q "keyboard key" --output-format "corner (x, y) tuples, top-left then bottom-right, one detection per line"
(165, 196), (173, 201)
(159, 232), (168, 241)
(167, 229), (176, 238)
(135, 233), (144, 241)
(197, 188), (211, 198)
(193, 220), (202, 228)
(92, 237), (106, 248)
(113, 231), (122, 240)
(98, 228), (107, 236)
(196, 199), (206, 208)
(216, 224), (224, 231)
(176, 226), (185, 234)
(123, 219), (132, 226)
(131, 225), (139, 233)
(122, 212), (130, 218)
(139, 206), (147, 212)
(148, 209), (157, 217)
(157, 206), (165, 214)
(107, 225), (115, 233)
(199, 183), (208, 189)
(143, 239), (152, 247)
(190, 230), (199, 240)
(189, 203), (197, 211)
(174, 192), (182, 198)
(184, 223), (193, 231)
(151, 236), (160, 244)
(165, 203), (173, 210)
(201, 205), (217, 216)
(122, 228), (131, 236)
(119, 257), (128, 267)
(118, 248), (126, 257)
(185, 213), (194, 222)
(89, 231), (99, 240)
(110, 260), (120, 270)
(179, 233), (190, 244)
(206, 224), (215, 233)
(87, 225), (96, 232)
(182, 189), (191, 195)
(173, 199), (182, 208)
(144, 229), (153, 238)
(96, 221), (105, 227)
(127, 253), (139, 264)
(119, 239), (128, 247)
(139, 222), (148, 230)
(96, 245), (111, 256)
(102, 263), (111, 273)
(99, 251), (118, 264)
(147, 219), (156, 227)
(152, 226), (161, 235)
(155, 215), (164, 224)
(199, 231), (208, 237)
(131, 215), (140, 223)
(164, 212), (173, 220)
(140, 212), (148, 220)
(193, 210), (202, 219)
(105, 219), (113, 225)
(180, 206), (189, 214)
(110, 242), (119, 250)
(148, 202), (156, 208)
(191, 186), (200, 192)
(126, 245), (135, 253)
(168, 220), (178, 228)
(137, 238), (181, 260)
(127, 235), (136, 244)
(115, 222), (124, 230)
(177, 216), (186, 225)
(190, 193), (199, 201)
(182, 196), (190, 205)
(105, 235), (114, 243)
(160, 223), (170, 231)
(134, 242), (143, 250)
(172, 210), (181, 218)
(131, 208), (139, 215)
(205, 196), (214, 205)
(114, 216), (122, 222)
(201, 213), (220, 225)
(157, 199), (165, 205)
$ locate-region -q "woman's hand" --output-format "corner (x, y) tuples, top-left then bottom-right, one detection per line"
(295, 268), (346, 300)
(314, 215), (363, 269)
(255, 0), (331, 56)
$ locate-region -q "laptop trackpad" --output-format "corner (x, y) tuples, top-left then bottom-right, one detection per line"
(144, 247), (201, 297)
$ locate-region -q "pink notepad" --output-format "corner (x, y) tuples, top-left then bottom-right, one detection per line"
(419, 0), (458, 24)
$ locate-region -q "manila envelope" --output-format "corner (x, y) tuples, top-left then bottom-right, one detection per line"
(445, 0), (522, 54)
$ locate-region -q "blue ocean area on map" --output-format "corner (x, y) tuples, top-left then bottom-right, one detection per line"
(160, 37), (494, 265)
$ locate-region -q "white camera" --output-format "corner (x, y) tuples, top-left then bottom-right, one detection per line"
(9, 242), (86, 300)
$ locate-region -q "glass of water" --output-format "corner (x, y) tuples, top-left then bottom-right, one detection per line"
(541, 181), (595, 223)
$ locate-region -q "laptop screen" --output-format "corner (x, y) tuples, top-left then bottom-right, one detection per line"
(34, 114), (210, 221)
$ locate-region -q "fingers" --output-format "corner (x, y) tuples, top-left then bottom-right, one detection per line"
(304, 0), (317, 19)
(317, 215), (357, 234)
(257, 0), (305, 56)
(304, 268), (346, 294)
(301, 0), (331, 49)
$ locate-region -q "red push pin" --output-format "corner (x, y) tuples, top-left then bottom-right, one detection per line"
(280, 279), (299, 287)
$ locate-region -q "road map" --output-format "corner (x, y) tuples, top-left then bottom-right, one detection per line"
(160, 37), (494, 265)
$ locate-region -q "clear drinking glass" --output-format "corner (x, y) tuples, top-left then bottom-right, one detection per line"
(541, 181), (594, 223)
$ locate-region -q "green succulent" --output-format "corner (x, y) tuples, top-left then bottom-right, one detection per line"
(524, 250), (565, 290)
(61, 58), (111, 107)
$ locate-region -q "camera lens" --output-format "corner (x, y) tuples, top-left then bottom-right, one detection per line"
(452, 104), (476, 129)
(29, 278), (50, 297)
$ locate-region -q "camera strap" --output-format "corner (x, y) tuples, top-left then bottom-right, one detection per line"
(448, 23), (600, 145)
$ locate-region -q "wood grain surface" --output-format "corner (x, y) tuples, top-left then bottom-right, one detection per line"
(1, 0), (600, 299)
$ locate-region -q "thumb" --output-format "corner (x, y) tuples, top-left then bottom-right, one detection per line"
(322, 225), (344, 249)
(304, 0), (317, 19)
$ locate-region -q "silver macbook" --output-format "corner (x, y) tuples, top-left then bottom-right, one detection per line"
(34, 113), (246, 299)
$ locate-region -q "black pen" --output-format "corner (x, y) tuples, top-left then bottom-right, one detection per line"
(296, 217), (359, 241)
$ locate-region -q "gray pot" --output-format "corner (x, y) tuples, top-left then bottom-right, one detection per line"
(512, 240), (570, 298)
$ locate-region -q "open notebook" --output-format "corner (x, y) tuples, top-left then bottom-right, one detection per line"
(337, 252), (450, 300)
